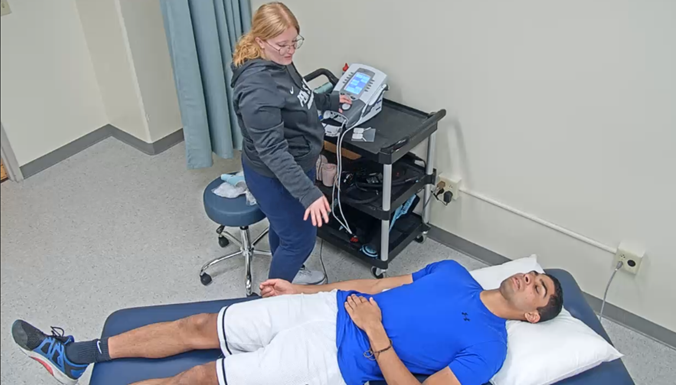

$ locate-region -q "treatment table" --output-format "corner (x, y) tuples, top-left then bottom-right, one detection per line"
(90, 269), (634, 384)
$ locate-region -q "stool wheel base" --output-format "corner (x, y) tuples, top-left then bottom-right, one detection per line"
(218, 237), (229, 248)
(200, 273), (213, 286)
(371, 266), (386, 279)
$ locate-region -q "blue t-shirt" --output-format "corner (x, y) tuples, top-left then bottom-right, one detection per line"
(335, 260), (507, 385)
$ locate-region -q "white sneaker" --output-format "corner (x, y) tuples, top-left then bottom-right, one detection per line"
(292, 266), (325, 285)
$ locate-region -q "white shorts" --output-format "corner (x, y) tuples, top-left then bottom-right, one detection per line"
(215, 290), (347, 385)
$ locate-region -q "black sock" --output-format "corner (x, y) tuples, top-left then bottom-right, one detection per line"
(65, 337), (111, 364)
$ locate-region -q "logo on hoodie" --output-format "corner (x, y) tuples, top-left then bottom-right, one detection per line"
(297, 79), (314, 110)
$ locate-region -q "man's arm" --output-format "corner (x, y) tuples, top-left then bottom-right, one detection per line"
(260, 275), (412, 298)
(344, 295), (461, 385)
(366, 324), (460, 385)
(299, 274), (412, 295)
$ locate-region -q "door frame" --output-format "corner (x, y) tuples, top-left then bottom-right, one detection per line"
(1, 122), (23, 182)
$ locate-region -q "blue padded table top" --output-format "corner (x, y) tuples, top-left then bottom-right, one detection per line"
(91, 269), (634, 385)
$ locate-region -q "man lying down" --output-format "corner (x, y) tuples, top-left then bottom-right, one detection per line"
(12, 260), (563, 385)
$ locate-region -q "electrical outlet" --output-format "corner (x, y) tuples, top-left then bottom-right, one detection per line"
(436, 174), (462, 201)
(614, 241), (645, 275)
(1, 0), (11, 16)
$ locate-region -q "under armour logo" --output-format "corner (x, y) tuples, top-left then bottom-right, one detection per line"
(462, 312), (470, 322)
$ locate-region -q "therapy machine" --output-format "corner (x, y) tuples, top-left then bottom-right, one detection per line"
(324, 63), (388, 129)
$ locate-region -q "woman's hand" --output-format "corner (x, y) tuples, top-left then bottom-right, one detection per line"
(259, 279), (298, 298)
(304, 196), (331, 227)
(344, 294), (383, 333)
(338, 94), (352, 113)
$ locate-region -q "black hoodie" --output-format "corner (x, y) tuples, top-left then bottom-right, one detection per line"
(231, 58), (340, 209)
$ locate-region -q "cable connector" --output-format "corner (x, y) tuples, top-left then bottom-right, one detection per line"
(599, 260), (624, 322)
(432, 188), (450, 206)
(443, 191), (453, 204)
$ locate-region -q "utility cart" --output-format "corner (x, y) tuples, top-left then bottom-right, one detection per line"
(305, 68), (446, 278)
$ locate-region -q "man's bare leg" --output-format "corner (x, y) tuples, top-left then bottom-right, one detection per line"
(11, 314), (221, 384)
(130, 362), (218, 385)
(109, 313), (220, 359)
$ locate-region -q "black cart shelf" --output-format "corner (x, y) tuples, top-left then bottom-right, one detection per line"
(315, 157), (436, 221)
(305, 68), (447, 276)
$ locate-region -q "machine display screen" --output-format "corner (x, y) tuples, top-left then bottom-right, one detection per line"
(344, 72), (371, 95)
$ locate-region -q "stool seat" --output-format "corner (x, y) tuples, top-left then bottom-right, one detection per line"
(203, 178), (265, 228)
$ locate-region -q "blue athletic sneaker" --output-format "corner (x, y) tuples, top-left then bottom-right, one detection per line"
(12, 320), (88, 385)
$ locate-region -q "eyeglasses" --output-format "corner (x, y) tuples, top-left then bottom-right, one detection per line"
(266, 35), (304, 55)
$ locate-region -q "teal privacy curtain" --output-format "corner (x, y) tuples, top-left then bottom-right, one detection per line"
(160, 0), (251, 169)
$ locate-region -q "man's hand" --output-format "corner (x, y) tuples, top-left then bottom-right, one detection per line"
(260, 279), (298, 298)
(344, 294), (383, 333)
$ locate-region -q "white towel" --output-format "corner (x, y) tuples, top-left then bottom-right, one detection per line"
(212, 172), (256, 205)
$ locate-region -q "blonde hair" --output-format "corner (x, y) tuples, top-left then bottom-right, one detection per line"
(233, 2), (300, 67)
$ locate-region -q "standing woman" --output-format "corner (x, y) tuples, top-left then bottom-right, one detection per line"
(231, 2), (351, 284)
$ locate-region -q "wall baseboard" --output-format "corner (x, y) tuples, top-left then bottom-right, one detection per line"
(111, 127), (184, 156)
(21, 125), (115, 179)
(20, 125), (184, 178)
(151, 129), (184, 155)
(428, 225), (676, 350)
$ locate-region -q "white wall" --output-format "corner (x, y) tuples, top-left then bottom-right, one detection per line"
(0, 0), (182, 165)
(263, 0), (676, 331)
(118, 0), (182, 142)
(0, 0), (107, 165)
(74, 0), (150, 142)
(75, 0), (182, 144)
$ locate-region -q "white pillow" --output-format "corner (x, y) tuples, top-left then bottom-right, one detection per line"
(471, 254), (544, 289)
(469, 255), (623, 385)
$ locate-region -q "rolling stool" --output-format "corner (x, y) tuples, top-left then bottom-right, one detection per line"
(200, 177), (271, 296)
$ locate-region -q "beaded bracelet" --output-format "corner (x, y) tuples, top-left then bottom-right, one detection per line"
(364, 339), (393, 361)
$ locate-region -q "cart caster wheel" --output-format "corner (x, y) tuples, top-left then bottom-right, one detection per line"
(218, 237), (229, 248)
(415, 234), (427, 244)
(371, 266), (386, 279)
(200, 273), (213, 286)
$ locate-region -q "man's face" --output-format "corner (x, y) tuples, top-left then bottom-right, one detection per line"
(499, 271), (556, 323)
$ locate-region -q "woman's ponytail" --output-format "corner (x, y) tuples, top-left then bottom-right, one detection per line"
(233, 32), (261, 67)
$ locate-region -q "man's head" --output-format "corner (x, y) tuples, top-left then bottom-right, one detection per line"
(499, 271), (563, 323)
